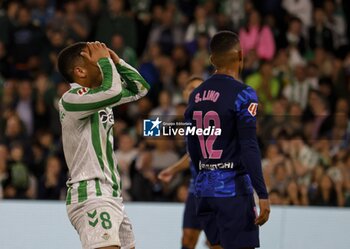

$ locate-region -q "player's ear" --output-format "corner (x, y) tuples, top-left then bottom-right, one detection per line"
(238, 50), (243, 75)
(238, 50), (243, 63)
(73, 66), (87, 79)
(209, 55), (217, 68)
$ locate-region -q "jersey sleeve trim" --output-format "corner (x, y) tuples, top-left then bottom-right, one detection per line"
(62, 94), (122, 111)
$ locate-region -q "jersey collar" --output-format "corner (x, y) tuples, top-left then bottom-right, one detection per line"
(70, 83), (82, 89)
(211, 73), (235, 80)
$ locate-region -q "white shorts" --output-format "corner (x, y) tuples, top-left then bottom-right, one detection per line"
(67, 197), (135, 249)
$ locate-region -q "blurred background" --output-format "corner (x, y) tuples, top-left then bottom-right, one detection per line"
(0, 0), (350, 210)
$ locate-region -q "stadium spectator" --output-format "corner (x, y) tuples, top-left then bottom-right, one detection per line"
(260, 98), (289, 144)
(184, 5), (216, 44)
(344, 154), (350, 206)
(110, 34), (137, 67)
(309, 174), (342, 206)
(37, 155), (65, 200)
(312, 47), (334, 77)
(192, 33), (210, 67)
(148, 7), (183, 55)
(247, 60), (280, 114)
(2, 142), (36, 199)
(9, 5), (44, 78)
(309, 8), (334, 53)
(171, 45), (190, 74)
(0, 144), (8, 199)
(286, 180), (308, 205)
(151, 137), (179, 171)
(31, 0), (55, 28)
(85, 0), (103, 40)
(218, 0), (248, 31)
(282, 0), (313, 29)
(269, 189), (285, 205)
(95, 0), (137, 49)
(304, 89), (332, 139)
(129, 149), (157, 201)
(115, 133), (138, 201)
(270, 163), (290, 196)
(283, 62), (318, 109)
(328, 111), (350, 154)
(323, 0), (348, 50)
(239, 10), (276, 60)
(279, 17), (307, 55)
(150, 90), (176, 122)
(2, 114), (28, 149)
(0, 41), (9, 78)
(15, 80), (34, 135)
(63, 1), (90, 42)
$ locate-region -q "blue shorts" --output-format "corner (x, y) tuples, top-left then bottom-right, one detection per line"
(183, 193), (220, 245)
(183, 193), (201, 230)
(196, 195), (259, 249)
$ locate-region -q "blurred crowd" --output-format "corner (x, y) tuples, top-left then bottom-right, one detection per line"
(0, 0), (350, 207)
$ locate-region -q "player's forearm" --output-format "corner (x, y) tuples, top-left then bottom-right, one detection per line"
(168, 154), (190, 174)
(108, 59), (150, 105)
(239, 128), (268, 199)
(97, 58), (122, 94)
(116, 59), (150, 93)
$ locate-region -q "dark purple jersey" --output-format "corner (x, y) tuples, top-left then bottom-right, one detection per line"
(184, 74), (268, 198)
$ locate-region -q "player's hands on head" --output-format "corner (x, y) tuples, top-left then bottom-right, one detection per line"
(255, 198), (270, 226)
(158, 168), (174, 183)
(108, 48), (120, 64)
(80, 41), (110, 64)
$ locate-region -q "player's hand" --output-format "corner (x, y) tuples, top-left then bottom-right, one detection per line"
(158, 168), (174, 183)
(108, 48), (120, 64)
(255, 199), (270, 226)
(81, 41), (110, 64)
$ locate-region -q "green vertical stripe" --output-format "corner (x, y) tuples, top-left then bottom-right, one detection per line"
(117, 164), (122, 190)
(106, 127), (119, 197)
(78, 180), (88, 202)
(95, 178), (102, 196)
(66, 186), (72, 205)
(91, 58), (114, 92)
(91, 113), (106, 179)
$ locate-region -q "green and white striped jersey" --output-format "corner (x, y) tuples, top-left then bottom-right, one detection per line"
(59, 58), (149, 205)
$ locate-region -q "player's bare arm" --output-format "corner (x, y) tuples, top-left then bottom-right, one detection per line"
(158, 153), (190, 183)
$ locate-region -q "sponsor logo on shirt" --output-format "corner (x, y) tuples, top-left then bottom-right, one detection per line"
(102, 233), (110, 240)
(98, 110), (114, 124)
(248, 103), (258, 117)
(78, 87), (89, 96)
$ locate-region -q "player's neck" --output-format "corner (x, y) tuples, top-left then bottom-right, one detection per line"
(75, 77), (100, 88)
(215, 68), (240, 80)
(75, 79), (91, 88)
